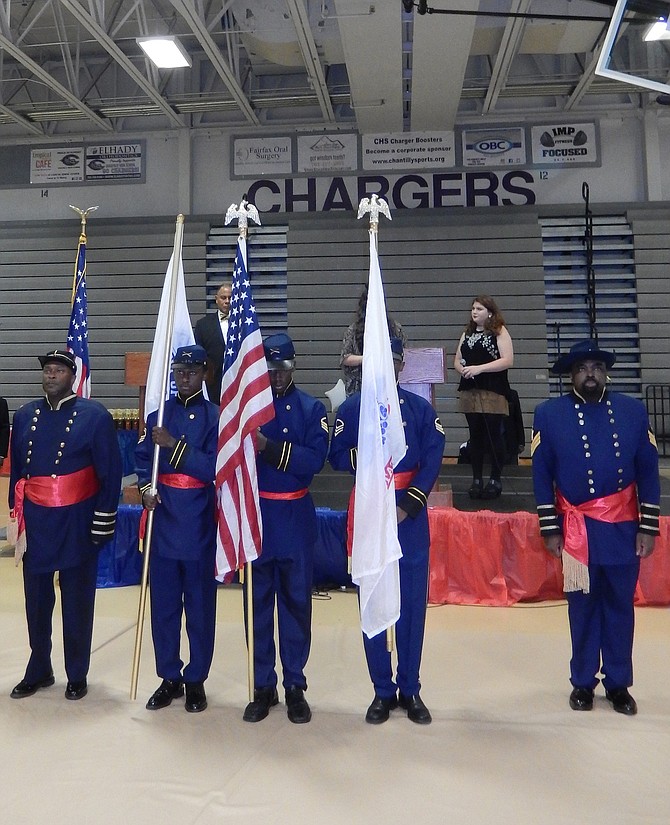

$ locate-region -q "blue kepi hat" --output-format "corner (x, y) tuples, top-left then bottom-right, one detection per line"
(172, 345), (207, 366)
(390, 336), (404, 362)
(264, 333), (296, 370)
(550, 339), (616, 375)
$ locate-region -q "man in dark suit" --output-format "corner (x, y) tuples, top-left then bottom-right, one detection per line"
(194, 282), (231, 403)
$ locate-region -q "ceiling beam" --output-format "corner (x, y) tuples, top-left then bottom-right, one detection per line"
(58, 0), (184, 128)
(0, 32), (113, 131)
(410, 0), (479, 131)
(169, 0), (259, 125)
(0, 102), (44, 135)
(334, 0), (403, 133)
(483, 0), (531, 114)
(285, 0), (335, 123)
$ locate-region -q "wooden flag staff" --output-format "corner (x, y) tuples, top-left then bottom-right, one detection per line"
(129, 214), (185, 700)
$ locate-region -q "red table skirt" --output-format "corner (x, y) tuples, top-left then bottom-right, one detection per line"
(427, 508), (670, 607)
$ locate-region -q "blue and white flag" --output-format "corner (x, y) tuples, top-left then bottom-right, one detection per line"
(352, 232), (407, 638)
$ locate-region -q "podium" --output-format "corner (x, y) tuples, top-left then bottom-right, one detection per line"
(124, 352), (151, 429)
(399, 347), (445, 405)
(122, 352), (150, 503)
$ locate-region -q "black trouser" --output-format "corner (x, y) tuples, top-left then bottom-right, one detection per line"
(465, 412), (506, 481)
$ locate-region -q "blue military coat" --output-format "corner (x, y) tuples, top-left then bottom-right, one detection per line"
(9, 394), (122, 574)
(329, 385), (445, 545)
(135, 390), (218, 562)
(532, 390), (660, 564)
(257, 382), (329, 557)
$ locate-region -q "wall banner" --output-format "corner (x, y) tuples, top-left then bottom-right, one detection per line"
(530, 122), (599, 165)
(30, 148), (84, 184)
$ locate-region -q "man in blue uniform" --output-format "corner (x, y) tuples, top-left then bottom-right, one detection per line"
(329, 338), (445, 725)
(136, 345), (219, 713)
(242, 333), (329, 724)
(532, 340), (660, 715)
(9, 350), (122, 700)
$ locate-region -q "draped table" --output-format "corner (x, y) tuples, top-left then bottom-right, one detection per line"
(97, 504), (670, 607)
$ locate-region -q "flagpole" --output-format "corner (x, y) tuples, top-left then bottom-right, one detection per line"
(130, 213), (186, 700)
(239, 220), (256, 705)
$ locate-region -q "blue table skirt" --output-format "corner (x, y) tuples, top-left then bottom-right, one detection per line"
(97, 505), (351, 590)
(117, 429), (139, 477)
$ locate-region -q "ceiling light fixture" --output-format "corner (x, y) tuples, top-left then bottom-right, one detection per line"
(137, 36), (192, 69)
(644, 18), (670, 40)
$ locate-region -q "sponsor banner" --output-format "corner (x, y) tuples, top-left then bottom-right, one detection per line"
(462, 127), (526, 167)
(233, 136), (292, 176)
(297, 133), (358, 172)
(361, 131), (455, 171)
(85, 143), (142, 180)
(531, 122), (598, 165)
(30, 148), (84, 183)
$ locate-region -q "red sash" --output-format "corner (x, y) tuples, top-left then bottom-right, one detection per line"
(346, 468), (418, 556)
(259, 488), (308, 500)
(555, 482), (638, 592)
(139, 473), (208, 539)
(11, 466), (99, 565)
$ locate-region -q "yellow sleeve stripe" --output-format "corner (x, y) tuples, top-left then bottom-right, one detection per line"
(531, 430), (541, 456)
(278, 441), (292, 472)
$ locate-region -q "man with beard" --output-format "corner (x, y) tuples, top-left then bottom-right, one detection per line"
(532, 340), (660, 716)
(9, 350), (122, 700)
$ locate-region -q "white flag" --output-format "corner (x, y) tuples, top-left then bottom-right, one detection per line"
(352, 232), (407, 638)
(145, 252), (196, 420)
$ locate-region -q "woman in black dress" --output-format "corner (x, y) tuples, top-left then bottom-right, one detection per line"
(454, 295), (514, 499)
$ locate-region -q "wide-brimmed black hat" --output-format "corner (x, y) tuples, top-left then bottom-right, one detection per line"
(550, 339), (616, 375)
(38, 350), (77, 373)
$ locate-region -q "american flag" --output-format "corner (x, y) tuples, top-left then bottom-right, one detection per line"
(215, 237), (274, 581)
(67, 233), (91, 398)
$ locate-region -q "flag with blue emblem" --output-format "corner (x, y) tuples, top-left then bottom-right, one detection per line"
(215, 237), (274, 581)
(67, 232), (91, 398)
(353, 231), (407, 638)
(145, 250), (196, 420)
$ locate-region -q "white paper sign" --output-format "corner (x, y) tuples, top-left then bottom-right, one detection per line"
(531, 123), (598, 165)
(362, 131), (455, 171)
(297, 133), (358, 172)
(234, 137), (293, 175)
(462, 127), (526, 167)
(30, 148), (84, 183)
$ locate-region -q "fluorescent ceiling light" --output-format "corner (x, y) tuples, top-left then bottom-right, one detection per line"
(137, 36), (192, 68)
(644, 19), (670, 42)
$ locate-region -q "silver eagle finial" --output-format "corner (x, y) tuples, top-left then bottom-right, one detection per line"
(225, 198), (261, 237)
(357, 193), (392, 231)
